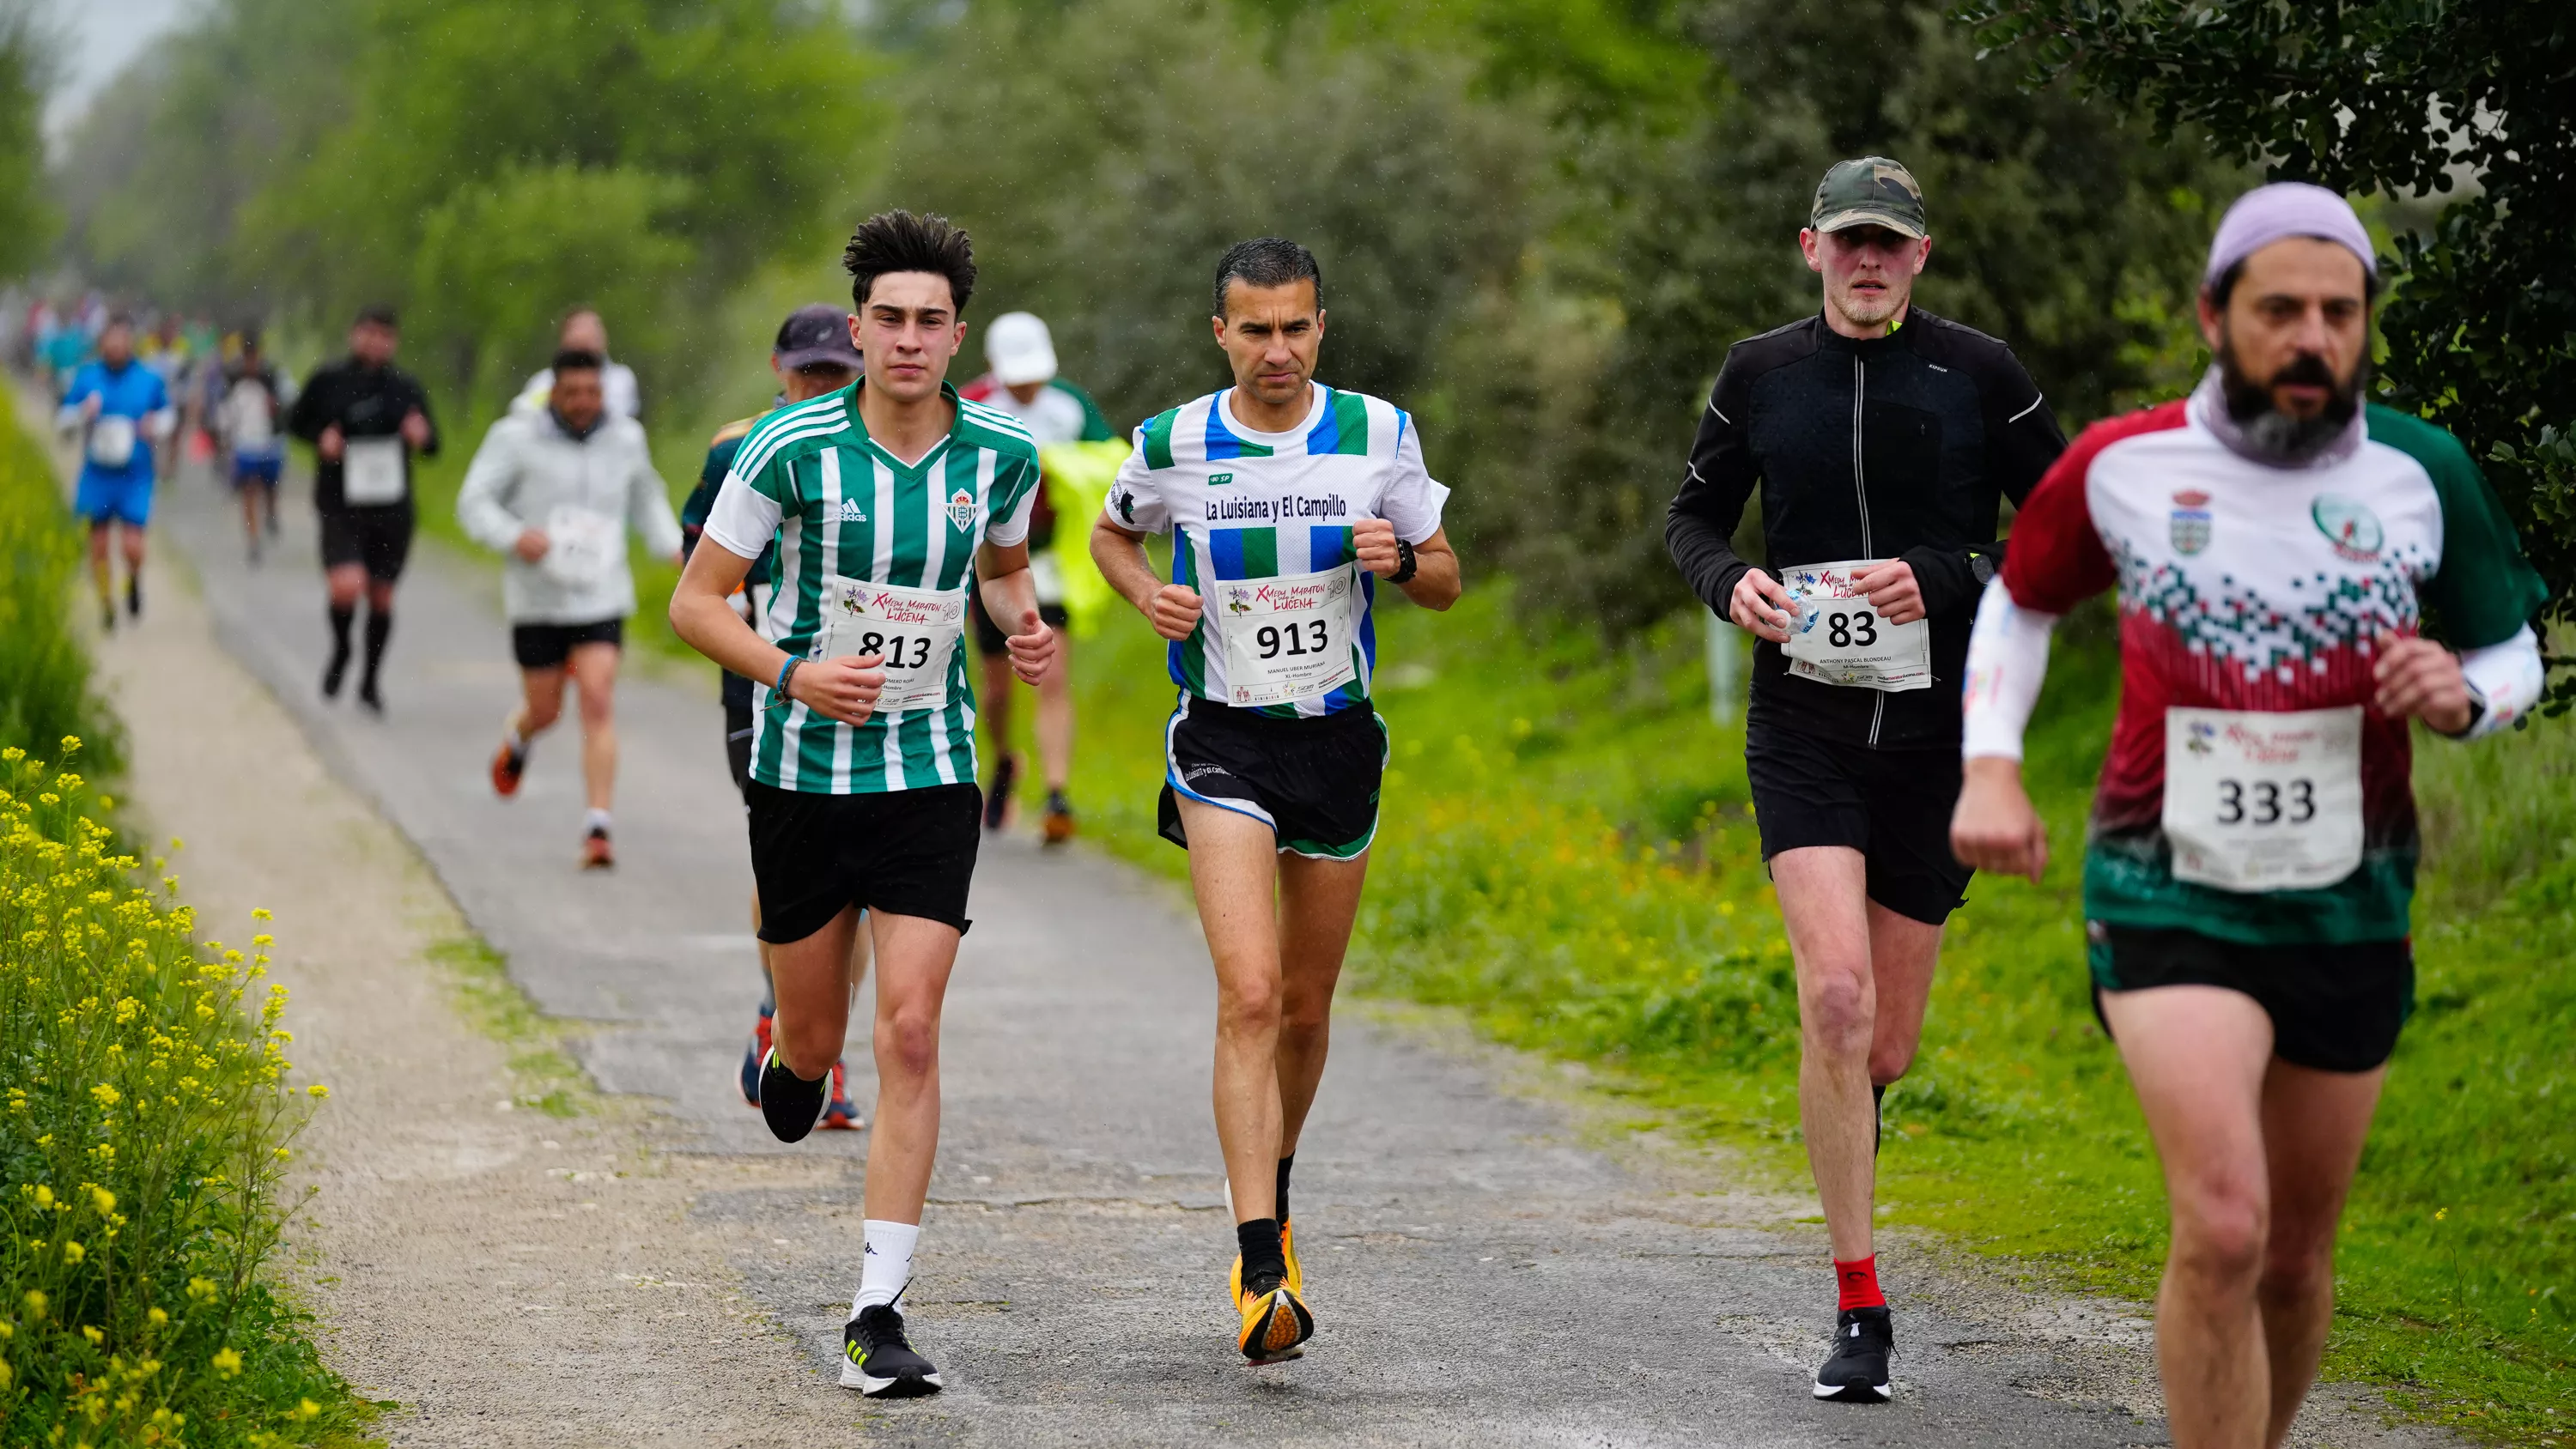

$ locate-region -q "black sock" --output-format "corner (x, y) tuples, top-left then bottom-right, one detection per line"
(326, 604), (355, 666)
(361, 609), (393, 688)
(1275, 1154), (1295, 1227)
(1236, 1217), (1286, 1293)
(1873, 1082), (1886, 1155)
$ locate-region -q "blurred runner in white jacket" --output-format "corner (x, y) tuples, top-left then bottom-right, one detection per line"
(459, 349), (683, 869)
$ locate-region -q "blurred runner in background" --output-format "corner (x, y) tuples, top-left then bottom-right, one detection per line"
(215, 332), (292, 562)
(514, 308), (643, 422)
(57, 314), (174, 631)
(958, 311), (1113, 842)
(461, 349), (683, 870)
(681, 303), (869, 1129)
(289, 305), (440, 712)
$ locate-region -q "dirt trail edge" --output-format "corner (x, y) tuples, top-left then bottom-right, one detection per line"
(102, 451), (2454, 1448)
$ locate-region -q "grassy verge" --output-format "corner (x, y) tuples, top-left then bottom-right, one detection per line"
(0, 386), (371, 1446)
(420, 937), (590, 1119)
(1038, 580), (2573, 1446)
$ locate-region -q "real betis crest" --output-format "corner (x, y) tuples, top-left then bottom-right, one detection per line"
(946, 488), (975, 533)
(2170, 489), (2213, 555)
(2311, 494), (2384, 561)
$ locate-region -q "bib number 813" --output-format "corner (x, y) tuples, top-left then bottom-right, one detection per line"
(1824, 610), (1878, 648)
(2215, 778), (2317, 826)
(855, 631), (935, 669)
(1257, 620), (1331, 659)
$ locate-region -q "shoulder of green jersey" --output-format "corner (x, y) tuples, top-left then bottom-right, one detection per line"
(954, 398), (1042, 457)
(2362, 404), (2478, 486)
(733, 396), (854, 479)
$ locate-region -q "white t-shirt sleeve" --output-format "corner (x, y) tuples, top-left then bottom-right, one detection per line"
(984, 454), (1041, 549)
(1102, 434), (1169, 534)
(702, 470), (784, 561)
(1381, 415), (1450, 546)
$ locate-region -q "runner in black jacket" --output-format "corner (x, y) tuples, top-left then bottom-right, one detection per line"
(1664, 158), (2065, 1404)
(288, 305), (440, 712)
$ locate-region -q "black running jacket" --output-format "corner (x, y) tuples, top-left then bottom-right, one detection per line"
(1665, 309), (2066, 749)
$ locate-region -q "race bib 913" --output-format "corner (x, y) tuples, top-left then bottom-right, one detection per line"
(1213, 565), (1358, 709)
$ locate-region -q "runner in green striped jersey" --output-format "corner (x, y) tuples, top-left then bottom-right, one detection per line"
(1092, 238), (1461, 1365)
(671, 211), (1058, 1400)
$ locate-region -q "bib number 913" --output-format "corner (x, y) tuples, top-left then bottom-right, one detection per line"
(1256, 620), (1332, 659)
(2215, 778), (2317, 827)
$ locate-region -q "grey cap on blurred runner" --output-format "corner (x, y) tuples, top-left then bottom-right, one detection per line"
(774, 303), (861, 370)
(1810, 157), (1928, 239)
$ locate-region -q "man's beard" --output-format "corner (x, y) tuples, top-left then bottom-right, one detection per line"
(2216, 332), (2364, 464)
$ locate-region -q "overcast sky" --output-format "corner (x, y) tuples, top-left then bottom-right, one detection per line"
(43, 0), (194, 142)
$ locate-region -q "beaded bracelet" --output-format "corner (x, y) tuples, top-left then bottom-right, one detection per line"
(769, 655), (801, 712)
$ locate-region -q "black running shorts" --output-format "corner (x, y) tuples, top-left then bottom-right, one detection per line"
(511, 616), (624, 670)
(2087, 923), (2414, 1073)
(1744, 722), (1971, 925)
(745, 780), (980, 943)
(1158, 697), (1385, 860)
(724, 701), (756, 802)
(318, 503), (416, 583)
(969, 593), (1071, 656)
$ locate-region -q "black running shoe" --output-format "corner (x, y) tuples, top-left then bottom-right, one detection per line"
(357, 678), (384, 715)
(982, 753), (1018, 831)
(1814, 1306), (1893, 1402)
(841, 1304), (943, 1397)
(322, 652), (349, 700)
(757, 1046), (828, 1143)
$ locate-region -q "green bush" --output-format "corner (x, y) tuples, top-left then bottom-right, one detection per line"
(0, 384), (118, 775)
(0, 748), (366, 1446)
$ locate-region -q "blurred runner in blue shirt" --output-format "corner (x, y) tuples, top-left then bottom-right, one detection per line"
(57, 315), (174, 631)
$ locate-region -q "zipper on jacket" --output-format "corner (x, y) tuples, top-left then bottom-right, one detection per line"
(1852, 355), (1886, 749)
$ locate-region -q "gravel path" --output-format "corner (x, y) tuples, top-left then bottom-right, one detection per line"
(93, 446), (2453, 1447)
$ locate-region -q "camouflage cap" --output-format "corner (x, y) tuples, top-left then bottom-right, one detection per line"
(1810, 157), (1928, 239)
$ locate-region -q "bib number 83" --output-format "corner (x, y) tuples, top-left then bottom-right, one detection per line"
(855, 631), (936, 670)
(1824, 611), (1879, 649)
(2215, 778), (2317, 826)
(1256, 619), (1332, 660)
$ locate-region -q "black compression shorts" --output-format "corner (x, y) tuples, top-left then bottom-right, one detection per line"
(969, 592), (1071, 656)
(318, 504), (416, 583)
(1158, 697), (1385, 860)
(745, 780), (980, 943)
(1744, 722), (1971, 925)
(511, 617), (624, 670)
(2087, 924), (2414, 1073)
(725, 702), (756, 802)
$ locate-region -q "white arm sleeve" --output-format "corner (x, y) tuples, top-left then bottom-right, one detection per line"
(2455, 624), (2543, 739)
(1960, 577), (2060, 761)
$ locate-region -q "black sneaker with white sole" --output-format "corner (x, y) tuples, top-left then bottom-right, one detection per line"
(842, 1304), (943, 1397)
(757, 1047), (827, 1143)
(1814, 1306), (1893, 1402)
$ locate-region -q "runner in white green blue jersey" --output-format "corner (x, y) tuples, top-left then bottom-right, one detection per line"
(1091, 237), (1461, 1365)
(671, 211), (1059, 1402)
(1952, 185), (2547, 1449)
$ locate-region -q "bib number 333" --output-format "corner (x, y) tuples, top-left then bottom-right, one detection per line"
(819, 576), (967, 715)
(2162, 706), (2364, 892)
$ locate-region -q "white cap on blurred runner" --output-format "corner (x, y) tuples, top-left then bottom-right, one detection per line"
(984, 312), (1058, 387)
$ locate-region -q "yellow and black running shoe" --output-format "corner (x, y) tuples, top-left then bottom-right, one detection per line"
(1233, 1273), (1313, 1363)
(1281, 1218), (1305, 1297)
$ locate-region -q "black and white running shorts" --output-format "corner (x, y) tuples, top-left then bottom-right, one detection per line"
(1157, 697), (1386, 861)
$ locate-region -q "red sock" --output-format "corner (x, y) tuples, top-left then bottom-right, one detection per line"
(1835, 1254), (1886, 1312)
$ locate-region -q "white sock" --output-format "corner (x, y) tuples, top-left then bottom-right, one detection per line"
(584, 807), (612, 834)
(853, 1219), (920, 1314)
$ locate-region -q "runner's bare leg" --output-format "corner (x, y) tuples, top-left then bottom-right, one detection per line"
(2255, 1059), (2383, 1447)
(1180, 797), (1287, 1222)
(1274, 848), (1369, 1155)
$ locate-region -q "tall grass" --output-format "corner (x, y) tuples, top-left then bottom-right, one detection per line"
(0, 384), (368, 1446)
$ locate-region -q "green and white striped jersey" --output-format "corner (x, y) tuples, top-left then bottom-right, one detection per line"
(1103, 383), (1449, 718)
(702, 380), (1042, 793)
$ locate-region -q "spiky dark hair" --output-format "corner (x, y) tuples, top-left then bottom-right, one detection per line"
(843, 210), (977, 314)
